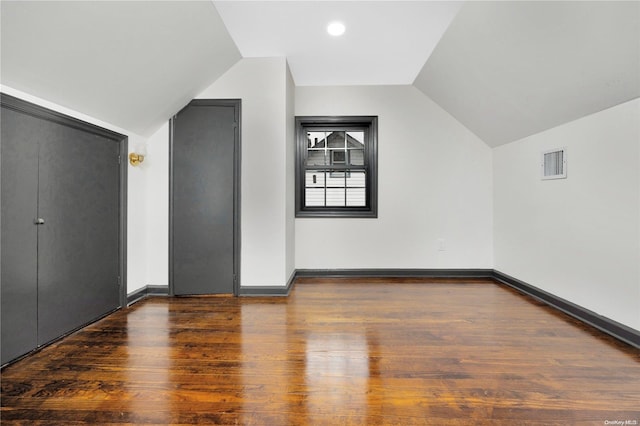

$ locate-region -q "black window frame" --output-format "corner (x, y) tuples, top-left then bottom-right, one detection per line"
(295, 116), (378, 218)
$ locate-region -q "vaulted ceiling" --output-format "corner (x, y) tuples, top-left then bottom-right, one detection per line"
(1, 1), (638, 145)
(414, 1), (640, 147)
(1, 1), (240, 136)
(214, 1), (462, 86)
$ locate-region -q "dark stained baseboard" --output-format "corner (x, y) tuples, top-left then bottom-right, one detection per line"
(238, 286), (290, 296)
(492, 270), (640, 349)
(239, 270), (297, 296)
(127, 285), (169, 306)
(295, 268), (494, 278)
(238, 269), (493, 296)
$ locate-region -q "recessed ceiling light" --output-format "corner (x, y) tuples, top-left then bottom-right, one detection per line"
(327, 21), (346, 37)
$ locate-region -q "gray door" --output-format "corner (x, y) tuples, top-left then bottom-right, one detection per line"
(1, 107), (40, 364)
(171, 100), (239, 295)
(1, 94), (123, 364)
(37, 123), (121, 345)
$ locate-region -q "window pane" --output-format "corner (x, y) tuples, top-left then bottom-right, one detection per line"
(326, 187), (346, 206)
(305, 173), (365, 206)
(306, 131), (327, 166)
(305, 170), (326, 207)
(347, 170), (366, 188)
(349, 149), (364, 166)
(327, 167), (349, 206)
(347, 131), (364, 146)
(326, 171), (346, 187)
(307, 132), (326, 148)
(305, 171), (325, 187)
(305, 188), (325, 206)
(347, 188), (366, 206)
(329, 149), (347, 168)
(331, 150), (346, 163)
(327, 131), (346, 148)
(306, 150), (327, 166)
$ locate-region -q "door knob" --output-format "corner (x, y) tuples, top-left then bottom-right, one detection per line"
(34, 218), (45, 225)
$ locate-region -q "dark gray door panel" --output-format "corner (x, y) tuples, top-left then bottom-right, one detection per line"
(37, 123), (120, 345)
(1, 108), (40, 364)
(1, 94), (125, 366)
(172, 103), (236, 295)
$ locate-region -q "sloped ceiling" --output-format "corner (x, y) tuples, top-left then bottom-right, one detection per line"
(214, 1), (462, 86)
(414, 1), (640, 147)
(2, 1), (638, 145)
(1, 1), (240, 136)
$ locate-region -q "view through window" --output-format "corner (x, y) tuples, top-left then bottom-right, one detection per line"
(295, 116), (377, 218)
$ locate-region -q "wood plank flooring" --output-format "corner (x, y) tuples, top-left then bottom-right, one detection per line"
(2, 278), (639, 425)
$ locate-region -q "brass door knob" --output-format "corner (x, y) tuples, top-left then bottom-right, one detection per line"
(129, 152), (145, 166)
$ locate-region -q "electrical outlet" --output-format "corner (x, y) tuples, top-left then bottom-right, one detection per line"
(437, 238), (446, 251)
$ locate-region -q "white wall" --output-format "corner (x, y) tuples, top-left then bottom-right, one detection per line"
(144, 123), (169, 287)
(0, 85), (149, 294)
(295, 85), (493, 269)
(494, 98), (640, 330)
(196, 58), (292, 287)
(285, 64), (296, 281)
(126, 145), (148, 294)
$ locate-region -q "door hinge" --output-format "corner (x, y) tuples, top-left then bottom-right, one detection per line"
(118, 155), (121, 164)
(117, 276), (121, 287)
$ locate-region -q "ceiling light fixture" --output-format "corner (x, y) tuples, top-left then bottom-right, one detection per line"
(327, 21), (346, 37)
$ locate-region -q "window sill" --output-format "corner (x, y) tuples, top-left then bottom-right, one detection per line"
(296, 209), (378, 219)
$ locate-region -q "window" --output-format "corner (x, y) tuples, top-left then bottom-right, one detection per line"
(295, 116), (378, 218)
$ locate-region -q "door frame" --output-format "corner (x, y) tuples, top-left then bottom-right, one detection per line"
(0, 93), (128, 309)
(168, 99), (241, 296)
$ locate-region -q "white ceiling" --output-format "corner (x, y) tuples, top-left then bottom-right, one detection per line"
(2, 1), (638, 146)
(214, 1), (462, 86)
(414, 1), (640, 147)
(1, 1), (240, 136)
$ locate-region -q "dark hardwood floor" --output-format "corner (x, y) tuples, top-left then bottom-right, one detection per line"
(2, 278), (639, 425)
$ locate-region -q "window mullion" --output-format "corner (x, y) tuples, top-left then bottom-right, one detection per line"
(344, 131), (347, 206)
(324, 132), (328, 207)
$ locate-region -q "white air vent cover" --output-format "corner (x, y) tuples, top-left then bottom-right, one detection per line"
(541, 148), (567, 180)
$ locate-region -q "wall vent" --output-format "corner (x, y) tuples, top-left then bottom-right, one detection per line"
(541, 148), (567, 180)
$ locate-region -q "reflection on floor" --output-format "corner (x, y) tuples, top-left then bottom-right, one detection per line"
(2, 277), (639, 424)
